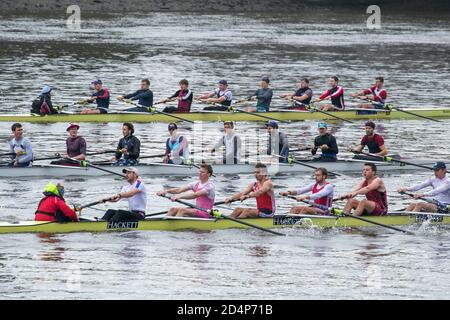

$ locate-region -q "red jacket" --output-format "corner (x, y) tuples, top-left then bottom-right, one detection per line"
(35, 195), (79, 222)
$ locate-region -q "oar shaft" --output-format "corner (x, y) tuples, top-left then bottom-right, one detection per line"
(68, 158), (125, 177)
(309, 104), (353, 123)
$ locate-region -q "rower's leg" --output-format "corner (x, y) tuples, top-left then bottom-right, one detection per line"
(352, 199), (376, 216)
(406, 203), (418, 211)
(358, 103), (374, 109)
(414, 203), (438, 212)
(344, 198), (360, 214)
(229, 208), (245, 218)
(166, 208), (180, 216)
(237, 208), (259, 218)
(175, 208), (198, 217)
(290, 206), (308, 214)
(243, 107), (257, 113)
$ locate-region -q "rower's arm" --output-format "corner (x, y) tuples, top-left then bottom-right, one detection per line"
(376, 145), (388, 156)
(293, 93), (309, 102)
(178, 189), (208, 200)
(230, 184), (254, 200)
(353, 144), (364, 153)
(354, 178), (382, 195)
(406, 179), (432, 192)
(20, 140), (33, 164)
(423, 182), (450, 197)
(309, 184), (334, 200)
(199, 92), (214, 99)
(249, 181), (273, 198)
(118, 187), (141, 198)
(296, 183), (314, 196)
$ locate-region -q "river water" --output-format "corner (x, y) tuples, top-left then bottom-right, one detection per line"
(0, 10), (449, 299)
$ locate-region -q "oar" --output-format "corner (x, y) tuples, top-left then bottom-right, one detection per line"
(391, 211), (450, 218)
(398, 191), (442, 205)
(306, 102), (354, 123)
(86, 150), (118, 156)
(273, 154), (344, 177)
(226, 106), (289, 124)
(0, 153), (15, 157)
(137, 154), (167, 160)
(283, 195), (414, 234)
(32, 153), (63, 162)
(68, 158), (126, 178)
(158, 194), (285, 236)
(350, 149), (448, 173)
(145, 199), (237, 218)
(122, 99), (194, 123)
(76, 197), (116, 210)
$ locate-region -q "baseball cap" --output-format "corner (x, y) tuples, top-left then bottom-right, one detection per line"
(318, 122), (328, 129)
(432, 161), (446, 170)
(218, 80), (228, 85)
(365, 121), (376, 129)
(91, 79), (102, 85)
(40, 85), (52, 95)
(261, 76), (270, 83)
(266, 120), (278, 129)
(66, 123), (80, 131)
(122, 167), (139, 176)
(168, 123), (178, 131)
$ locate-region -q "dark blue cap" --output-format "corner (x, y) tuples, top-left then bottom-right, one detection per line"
(168, 123), (178, 131)
(433, 161), (446, 170)
(218, 80), (228, 85)
(91, 79), (102, 85)
(261, 76), (270, 83)
(266, 120), (278, 129)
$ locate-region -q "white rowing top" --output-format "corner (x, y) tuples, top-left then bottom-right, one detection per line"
(407, 176), (450, 205)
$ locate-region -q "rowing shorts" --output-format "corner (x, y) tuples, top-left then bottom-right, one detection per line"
(363, 203), (388, 216)
(372, 101), (385, 109)
(258, 208), (274, 218)
(437, 203), (449, 214)
(97, 108), (108, 114)
(332, 103), (344, 111)
(194, 210), (211, 219)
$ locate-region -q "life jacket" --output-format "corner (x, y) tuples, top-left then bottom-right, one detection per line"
(35, 193), (73, 222)
(312, 182), (333, 210)
(216, 90), (232, 106)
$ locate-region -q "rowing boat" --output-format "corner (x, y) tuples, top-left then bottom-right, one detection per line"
(0, 159), (445, 177)
(1, 108), (450, 123)
(0, 214), (448, 234)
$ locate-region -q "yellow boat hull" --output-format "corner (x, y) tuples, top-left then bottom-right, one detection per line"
(1, 108), (450, 123)
(0, 215), (448, 234)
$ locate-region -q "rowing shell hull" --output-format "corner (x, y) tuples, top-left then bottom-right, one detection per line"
(0, 215), (448, 234)
(0, 109), (449, 123)
(0, 160), (444, 177)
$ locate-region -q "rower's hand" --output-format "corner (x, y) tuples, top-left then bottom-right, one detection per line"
(347, 146), (354, 152)
(63, 154), (69, 159)
(110, 194), (121, 202)
(397, 188), (407, 193)
(414, 193), (424, 199)
(15, 150), (24, 156)
(170, 195), (179, 202)
(295, 195), (309, 202)
(156, 190), (167, 196)
(350, 93), (359, 97)
(120, 148), (128, 155)
(279, 191), (289, 197)
(239, 195), (249, 202)
(90, 96), (97, 101)
(346, 192), (356, 199)
(117, 95), (124, 101)
(321, 144), (329, 150)
(224, 197), (233, 204)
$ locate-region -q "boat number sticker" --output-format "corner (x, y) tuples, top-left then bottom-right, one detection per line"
(107, 221), (139, 229)
(273, 216), (304, 225)
(414, 215), (444, 223)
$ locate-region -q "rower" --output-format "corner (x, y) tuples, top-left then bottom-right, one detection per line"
(163, 123), (190, 165)
(35, 182), (79, 222)
(8, 123), (33, 167)
(225, 163), (276, 218)
(311, 122), (339, 162)
(81, 80), (110, 114)
(351, 77), (387, 109)
(266, 120), (290, 163)
(211, 121), (242, 164)
(200, 80), (233, 111)
(113, 122), (141, 165)
(280, 78), (313, 110)
(397, 161), (450, 214)
(350, 121), (388, 160)
(101, 167), (147, 221)
(51, 123), (87, 166)
(161, 79), (193, 113)
(244, 76), (273, 112)
(312, 76), (345, 111)
(30, 85), (59, 115)
(342, 163), (388, 216)
(117, 78), (153, 111)
(157, 164), (215, 218)
(280, 167), (334, 215)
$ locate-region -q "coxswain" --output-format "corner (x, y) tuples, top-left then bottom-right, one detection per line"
(397, 162), (450, 213)
(211, 121), (242, 164)
(160, 79), (193, 113)
(225, 163), (276, 218)
(351, 77), (387, 109)
(113, 122), (141, 165)
(311, 122), (339, 162)
(342, 163), (388, 216)
(30, 85), (59, 115)
(117, 78), (153, 111)
(163, 123), (190, 165)
(244, 76), (273, 112)
(51, 123), (87, 166)
(280, 168), (334, 215)
(81, 80), (110, 114)
(8, 123), (33, 167)
(313, 76), (345, 111)
(35, 183), (79, 222)
(157, 164), (215, 218)
(266, 120), (290, 163)
(200, 80), (233, 111)
(280, 78), (313, 110)
(101, 167), (147, 221)
(350, 121), (388, 160)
